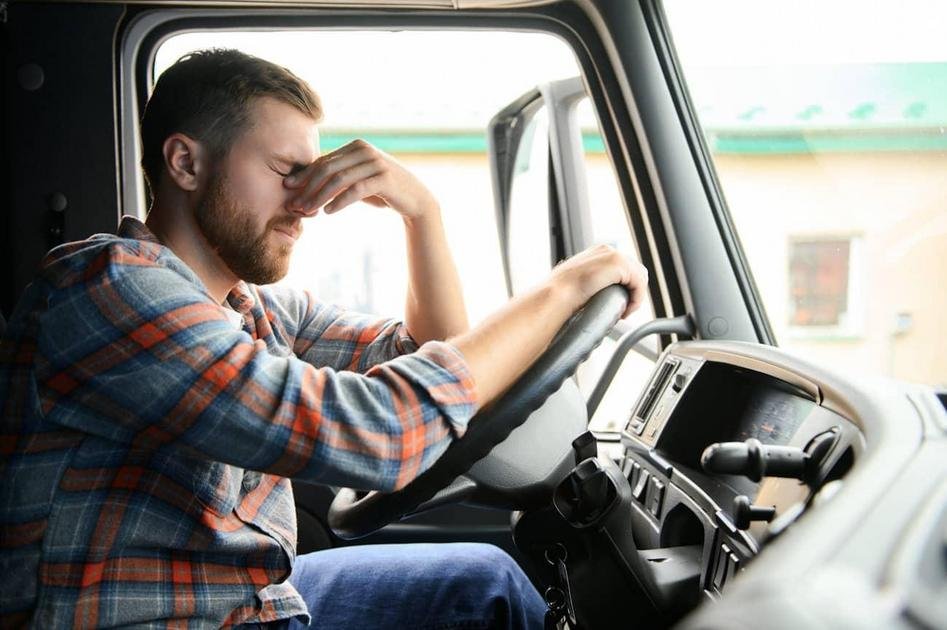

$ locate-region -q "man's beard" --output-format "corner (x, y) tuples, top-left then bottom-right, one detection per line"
(194, 169), (294, 285)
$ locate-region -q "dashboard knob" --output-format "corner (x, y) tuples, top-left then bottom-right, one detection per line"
(732, 495), (776, 530)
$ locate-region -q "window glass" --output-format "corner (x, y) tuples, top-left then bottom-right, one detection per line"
(575, 99), (656, 433)
(154, 31), (582, 326)
(576, 99), (637, 264)
(497, 90), (658, 432)
(663, 0), (947, 387)
(507, 107), (553, 294)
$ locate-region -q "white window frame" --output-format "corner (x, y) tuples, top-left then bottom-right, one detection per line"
(786, 234), (865, 340)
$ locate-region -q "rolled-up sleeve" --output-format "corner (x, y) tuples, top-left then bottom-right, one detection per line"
(257, 284), (419, 372)
(35, 243), (478, 492)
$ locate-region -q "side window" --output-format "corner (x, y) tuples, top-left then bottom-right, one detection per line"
(507, 108), (553, 294)
(154, 31), (581, 326)
(576, 98), (656, 433)
(576, 99), (637, 265)
(498, 84), (657, 433)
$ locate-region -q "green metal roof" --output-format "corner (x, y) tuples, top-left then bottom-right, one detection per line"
(322, 63), (947, 155)
(320, 132), (606, 155)
(690, 63), (947, 131)
(691, 62), (947, 154)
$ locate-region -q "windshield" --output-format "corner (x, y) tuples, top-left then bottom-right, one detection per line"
(663, 0), (947, 388)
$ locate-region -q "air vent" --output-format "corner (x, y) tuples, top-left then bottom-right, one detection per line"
(634, 358), (680, 425)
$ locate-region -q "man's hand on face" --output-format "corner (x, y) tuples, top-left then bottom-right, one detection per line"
(283, 139), (438, 221)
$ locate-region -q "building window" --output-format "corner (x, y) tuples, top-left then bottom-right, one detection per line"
(789, 238), (855, 329)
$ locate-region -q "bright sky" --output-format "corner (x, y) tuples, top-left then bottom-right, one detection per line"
(155, 1), (947, 131)
(663, 0), (947, 66)
(155, 31), (582, 130)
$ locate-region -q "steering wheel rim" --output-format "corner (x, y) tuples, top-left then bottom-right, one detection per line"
(328, 284), (629, 539)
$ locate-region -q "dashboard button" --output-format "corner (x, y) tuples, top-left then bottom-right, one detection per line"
(648, 478), (665, 517)
(712, 543), (732, 592)
(727, 551), (741, 579)
(632, 469), (650, 503)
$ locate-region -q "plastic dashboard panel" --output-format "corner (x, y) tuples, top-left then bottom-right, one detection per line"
(615, 340), (868, 602)
(604, 339), (945, 629)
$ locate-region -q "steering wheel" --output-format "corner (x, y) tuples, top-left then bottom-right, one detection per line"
(328, 284), (629, 539)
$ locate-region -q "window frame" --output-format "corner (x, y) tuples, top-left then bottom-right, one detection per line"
(643, 0), (777, 345)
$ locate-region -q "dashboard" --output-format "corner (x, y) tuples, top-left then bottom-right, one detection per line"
(616, 342), (865, 600)
(500, 337), (939, 630)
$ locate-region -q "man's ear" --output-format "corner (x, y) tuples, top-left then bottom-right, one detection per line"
(161, 133), (207, 192)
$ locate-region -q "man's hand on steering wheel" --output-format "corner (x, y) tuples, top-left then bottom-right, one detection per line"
(450, 244), (649, 410)
(550, 243), (649, 320)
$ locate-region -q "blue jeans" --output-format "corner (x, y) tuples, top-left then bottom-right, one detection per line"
(274, 542), (546, 629)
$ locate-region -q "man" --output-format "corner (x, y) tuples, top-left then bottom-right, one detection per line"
(0, 49), (647, 628)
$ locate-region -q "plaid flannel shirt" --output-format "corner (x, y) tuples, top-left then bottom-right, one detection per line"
(0, 216), (477, 628)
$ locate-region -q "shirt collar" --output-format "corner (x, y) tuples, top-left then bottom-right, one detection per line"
(118, 215), (159, 243)
(118, 215), (256, 315)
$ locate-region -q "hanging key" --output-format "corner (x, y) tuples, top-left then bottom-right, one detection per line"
(544, 544), (577, 628)
(543, 586), (567, 630)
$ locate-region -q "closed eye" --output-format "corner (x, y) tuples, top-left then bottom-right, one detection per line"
(273, 164), (306, 178)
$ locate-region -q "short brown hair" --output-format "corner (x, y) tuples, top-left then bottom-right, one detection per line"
(140, 48), (322, 194)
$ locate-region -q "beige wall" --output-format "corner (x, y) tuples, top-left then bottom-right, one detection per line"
(713, 151), (947, 387)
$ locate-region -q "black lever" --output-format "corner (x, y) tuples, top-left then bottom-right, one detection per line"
(700, 430), (840, 484)
(732, 495), (776, 530)
(701, 438), (807, 481)
(554, 458), (618, 527)
(571, 431), (597, 465)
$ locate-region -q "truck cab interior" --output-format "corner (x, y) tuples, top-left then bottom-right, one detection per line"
(2, 1), (945, 628)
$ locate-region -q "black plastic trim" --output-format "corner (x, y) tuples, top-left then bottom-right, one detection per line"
(586, 1), (759, 343)
(642, 0), (776, 345)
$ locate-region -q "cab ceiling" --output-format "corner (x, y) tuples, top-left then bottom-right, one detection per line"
(49, 0), (560, 9)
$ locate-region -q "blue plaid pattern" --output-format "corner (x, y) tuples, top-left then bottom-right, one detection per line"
(0, 217), (477, 628)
